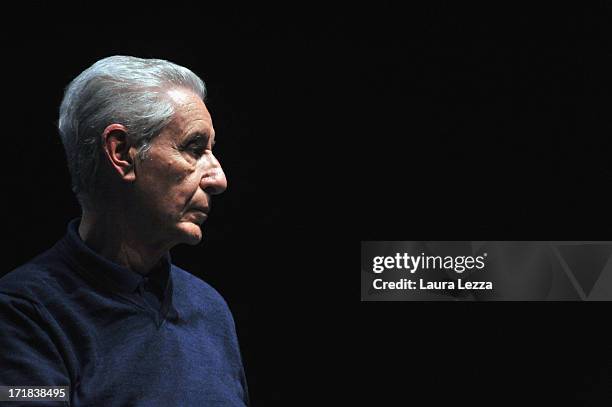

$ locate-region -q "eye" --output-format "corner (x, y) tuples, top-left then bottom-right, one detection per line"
(190, 144), (205, 156)
(180, 133), (213, 158)
(182, 140), (206, 157)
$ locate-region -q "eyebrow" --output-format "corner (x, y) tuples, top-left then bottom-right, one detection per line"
(184, 131), (216, 147)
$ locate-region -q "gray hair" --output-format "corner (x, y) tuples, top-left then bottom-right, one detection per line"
(58, 55), (207, 207)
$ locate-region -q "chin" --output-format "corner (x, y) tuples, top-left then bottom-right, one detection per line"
(176, 222), (203, 245)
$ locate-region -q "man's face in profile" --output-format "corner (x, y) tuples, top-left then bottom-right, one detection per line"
(129, 88), (227, 247)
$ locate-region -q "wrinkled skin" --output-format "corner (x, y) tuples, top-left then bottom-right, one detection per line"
(80, 88), (227, 274)
(131, 88), (227, 247)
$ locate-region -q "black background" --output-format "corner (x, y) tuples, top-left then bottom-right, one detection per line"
(2, 3), (612, 405)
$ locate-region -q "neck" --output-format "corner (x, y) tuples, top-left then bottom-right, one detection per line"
(78, 207), (169, 275)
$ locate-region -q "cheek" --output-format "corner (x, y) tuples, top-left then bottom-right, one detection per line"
(139, 153), (201, 215)
(173, 176), (201, 202)
(164, 171), (202, 210)
(142, 164), (188, 208)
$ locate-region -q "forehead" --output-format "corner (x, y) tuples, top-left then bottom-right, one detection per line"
(164, 88), (214, 136)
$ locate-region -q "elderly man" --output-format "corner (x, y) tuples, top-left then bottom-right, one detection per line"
(0, 56), (249, 406)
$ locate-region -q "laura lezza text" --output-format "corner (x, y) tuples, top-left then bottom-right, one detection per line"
(373, 278), (493, 290)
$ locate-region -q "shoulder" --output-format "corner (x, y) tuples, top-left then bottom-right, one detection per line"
(170, 264), (228, 305)
(0, 246), (68, 303)
(0, 254), (61, 334)
(170, 264), (234, 317)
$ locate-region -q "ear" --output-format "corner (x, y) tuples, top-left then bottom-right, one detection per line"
(101, 124), (137, 182)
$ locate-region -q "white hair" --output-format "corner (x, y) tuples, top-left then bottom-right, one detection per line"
(58, 55), (207, 207)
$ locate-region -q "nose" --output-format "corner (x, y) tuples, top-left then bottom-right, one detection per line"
(200, 154), (227, 195)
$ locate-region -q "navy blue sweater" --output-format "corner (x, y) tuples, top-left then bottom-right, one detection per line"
(0, 220), (249, 406)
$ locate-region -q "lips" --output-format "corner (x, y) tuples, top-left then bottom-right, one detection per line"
(188, 210), (208, 225)
(191, 207), (210, 214)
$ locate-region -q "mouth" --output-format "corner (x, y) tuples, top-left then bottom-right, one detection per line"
(191, 206), (210, 214)
(188, 207), (209, 224)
